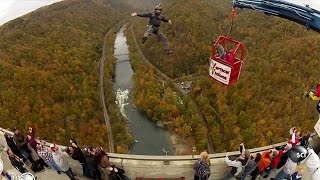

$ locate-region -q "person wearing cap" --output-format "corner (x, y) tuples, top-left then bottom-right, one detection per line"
(131, 4), (173, 55)
(36, 141), (61, 174)
(51, 144), (76, 180)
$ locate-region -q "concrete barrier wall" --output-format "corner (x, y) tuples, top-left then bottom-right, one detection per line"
(0, 128), (318, 180)
(108, 137), (319, 179)
(107, 142), (287, 179)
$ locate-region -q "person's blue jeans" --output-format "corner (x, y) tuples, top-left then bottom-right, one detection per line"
(47, 160), (61, 173)
(274, 169), (290, 180)
(240, 172), (249, 180)
(20, 149), (30, 160)
(81, 162), (91, 178)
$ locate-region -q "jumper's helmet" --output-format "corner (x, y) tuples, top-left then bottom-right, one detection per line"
(155, 4), (162, 15)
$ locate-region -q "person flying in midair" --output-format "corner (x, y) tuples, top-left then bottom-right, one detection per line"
(305, 83), (320, 101)
(131, 4), (173, 55)
(304, 83), (320, 113)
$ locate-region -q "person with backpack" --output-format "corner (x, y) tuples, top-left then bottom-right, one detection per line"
(131, 4), (173, 55)
(193, 151), (211, 180)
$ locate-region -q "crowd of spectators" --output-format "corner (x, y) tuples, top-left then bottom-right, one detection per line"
(0, 125), (316, 180)
(224, 127), (311, 180)
(0, 127), (128, 180)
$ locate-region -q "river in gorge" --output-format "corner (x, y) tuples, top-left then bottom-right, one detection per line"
(113, 25), (173, 155)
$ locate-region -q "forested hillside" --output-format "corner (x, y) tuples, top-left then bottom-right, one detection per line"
(130, 0), (320, 151)
(0, 0), (131, 150)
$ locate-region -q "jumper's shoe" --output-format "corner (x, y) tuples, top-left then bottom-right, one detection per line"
(165, 49), (173, 54)
(142, 37), (147, 44)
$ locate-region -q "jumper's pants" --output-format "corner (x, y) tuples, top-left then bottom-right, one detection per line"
(143, 25), (169, 51)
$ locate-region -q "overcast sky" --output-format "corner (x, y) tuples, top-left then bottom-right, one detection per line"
(1, 0), (320, 26)
(288, 0), (320, 8)
(0, 0), (62, 25)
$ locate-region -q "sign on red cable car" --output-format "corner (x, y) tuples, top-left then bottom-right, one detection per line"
(209, 36), (244, 86)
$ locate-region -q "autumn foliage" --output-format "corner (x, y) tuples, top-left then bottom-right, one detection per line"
(0, 0), (131, 150)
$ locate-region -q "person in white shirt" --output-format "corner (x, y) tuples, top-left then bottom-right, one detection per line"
(272, 158), (297, 180)
(288, 145), (320, 180)
(302, 148), (320, 180)
(50, 144), (76, 180)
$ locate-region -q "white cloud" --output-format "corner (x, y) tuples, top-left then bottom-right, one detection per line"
(0, 0), (62, 26)
(0, 0), (16, 18)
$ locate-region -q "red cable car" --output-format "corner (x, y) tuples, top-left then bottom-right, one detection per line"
(209, 35), (244, 86)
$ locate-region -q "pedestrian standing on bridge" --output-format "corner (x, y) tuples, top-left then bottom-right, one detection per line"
(51, 144), (76, 180)
(36, 141), (61, 174)
(131, 4), (173, 55)
(193, 151), (211, 180)
(67, 139), (91, 178)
